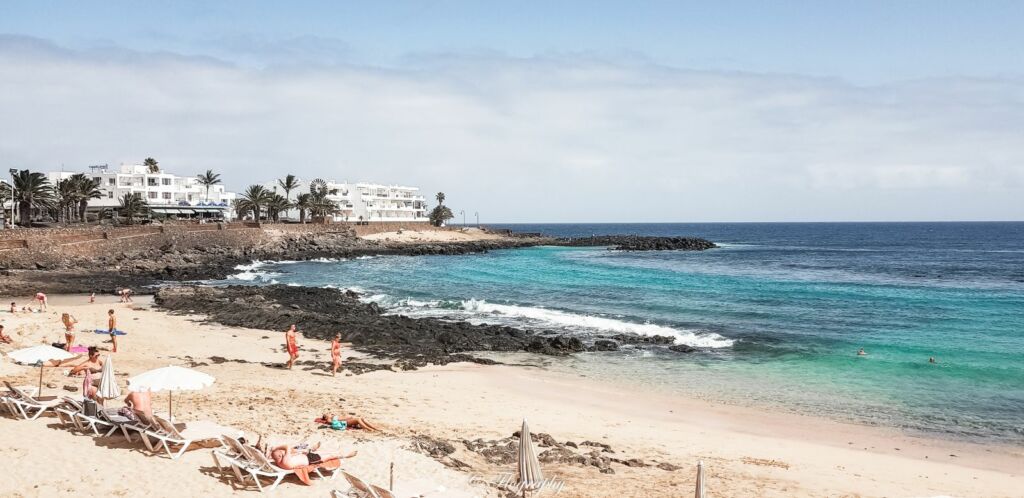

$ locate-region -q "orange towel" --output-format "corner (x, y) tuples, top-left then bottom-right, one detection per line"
(293, 458), (341, 486)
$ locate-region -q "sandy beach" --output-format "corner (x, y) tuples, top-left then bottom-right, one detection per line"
(1, 293), (1022, 497)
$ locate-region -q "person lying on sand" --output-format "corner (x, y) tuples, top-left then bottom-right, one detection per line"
(316, 412), (381, 432)
(0, 324), (12, 344)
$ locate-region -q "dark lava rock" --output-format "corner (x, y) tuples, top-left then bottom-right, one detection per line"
(591, 339), (619, 351)
(154, 285), (591, 367)
(668, 344), (696, 353)
(657, 462), (682, 471)
(553, 235), (716, 251)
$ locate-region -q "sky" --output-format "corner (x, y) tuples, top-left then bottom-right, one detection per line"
(1, 1), (1022, 222)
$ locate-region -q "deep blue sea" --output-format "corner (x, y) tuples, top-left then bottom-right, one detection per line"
(224, 222), (1024, 444)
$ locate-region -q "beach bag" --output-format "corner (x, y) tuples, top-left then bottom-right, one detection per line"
(83, 399), (98, 418)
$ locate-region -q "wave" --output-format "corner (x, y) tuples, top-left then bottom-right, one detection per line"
(381, 295), (733, 348)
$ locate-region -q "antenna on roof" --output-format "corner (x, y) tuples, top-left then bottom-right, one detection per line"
(88, 164), (109, 173)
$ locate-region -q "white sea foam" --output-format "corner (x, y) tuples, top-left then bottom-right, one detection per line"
(459, 299), (733, 348)
(381, 295), (733, 348)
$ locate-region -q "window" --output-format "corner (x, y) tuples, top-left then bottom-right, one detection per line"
(148, 192), (158, 199)
(162, 192), (172, 200)
(108, 192), (114, 199)
(108, 178), (115, 186)
(93, 177), (101, 184)
(148, 178), (158, 187)
(162, 178), (172, 186)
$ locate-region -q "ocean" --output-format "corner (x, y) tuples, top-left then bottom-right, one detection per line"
(223, 222), (1024, 444)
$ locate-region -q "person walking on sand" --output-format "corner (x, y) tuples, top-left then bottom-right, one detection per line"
(61, 312), (78, 351)
(34, 292), (48, 311)
(108, 309), (119, 353)
(89, 292), (95, 304)
(285, 324), (299, 369)
(330, 334), (352, 376)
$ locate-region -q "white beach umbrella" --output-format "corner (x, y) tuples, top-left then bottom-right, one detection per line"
(8, 345), (76, 395)
(516, 418), (545, 497)
(695, 460), (705, 498)
(127, 365), (215, 419)
(96, 355), (121, 400)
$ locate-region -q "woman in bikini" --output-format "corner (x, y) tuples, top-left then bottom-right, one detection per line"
(61, 313), (78, 351)
(285, 324), (299, 370)
(330, 334), (352, 376)
(67, 347), (105, 401)
(317, 411), (381, 432)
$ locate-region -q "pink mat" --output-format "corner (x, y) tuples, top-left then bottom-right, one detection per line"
(69, 346), (89, 353)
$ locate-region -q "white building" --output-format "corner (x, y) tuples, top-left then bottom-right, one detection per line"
(264, 179), (428, 222)
(48, 163), (237, 219)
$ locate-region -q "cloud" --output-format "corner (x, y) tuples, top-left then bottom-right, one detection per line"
(0, 35), (1021, 221)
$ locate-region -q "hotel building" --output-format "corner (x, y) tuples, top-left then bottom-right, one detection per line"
(47, 163), (237, 219)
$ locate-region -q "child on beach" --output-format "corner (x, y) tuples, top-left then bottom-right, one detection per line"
(8, 302), (15, 313)
(285, 324), (299, 369)
(0, 324), (12, 344)
(108, 309), (118, 353)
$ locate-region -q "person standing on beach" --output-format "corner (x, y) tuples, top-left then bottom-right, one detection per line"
(330, 334), (354, 376)
(285, 324), (299, 369)
(108, 309), (118, 353)
(34, 292), (48, 311)
(89, 292), (95, 304)
(61, 312), (78, 351)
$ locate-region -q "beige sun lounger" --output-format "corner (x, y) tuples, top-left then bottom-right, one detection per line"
(338, 472), (383, 498)
(145, 414), (239, 460)
(4, 383), (63, 420)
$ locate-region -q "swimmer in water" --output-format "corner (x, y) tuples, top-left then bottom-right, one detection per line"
(857, 348), (867, 356)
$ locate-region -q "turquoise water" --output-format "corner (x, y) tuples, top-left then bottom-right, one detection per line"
(226, 223), (1024, 444)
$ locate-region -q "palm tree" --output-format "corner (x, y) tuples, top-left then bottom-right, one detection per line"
(266, 194), (291, 222)
(436, 192), (445, 205)
(239, 185), (271, 222)
(12, 170), (55, 226)
(278, 174), (300, 201)
(56, 178), (80, 224)
(70, 174), (102, 222)
(293, 193), (312, 224)
(118, 192), (148, 224)
(144, 157), (159, 174)
(196, 170), (221, 202)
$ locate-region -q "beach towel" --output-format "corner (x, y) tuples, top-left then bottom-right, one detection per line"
(93, 329), (127, 336)
(294, 458), (341, 486)
(69, 346), (89, 353)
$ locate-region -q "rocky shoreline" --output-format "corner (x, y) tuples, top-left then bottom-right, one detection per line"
(153, 285), (688, 369)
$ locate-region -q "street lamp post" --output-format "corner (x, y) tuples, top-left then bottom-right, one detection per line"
(459, 210), (465, 228)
